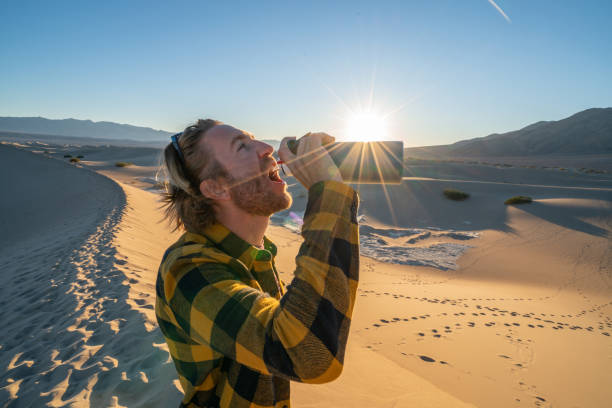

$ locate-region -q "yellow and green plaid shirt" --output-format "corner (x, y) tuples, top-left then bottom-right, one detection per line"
(155, 181), (360, 408)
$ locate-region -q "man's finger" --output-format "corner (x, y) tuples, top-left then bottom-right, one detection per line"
(308, 132), (334, 148)
(278, 136), (297, 162)
(321, 133), (335, 146)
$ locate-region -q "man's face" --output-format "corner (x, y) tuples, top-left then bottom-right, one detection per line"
(199, 124), (292, 215)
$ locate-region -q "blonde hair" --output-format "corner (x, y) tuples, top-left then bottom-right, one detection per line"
(160, 119), (227, 232)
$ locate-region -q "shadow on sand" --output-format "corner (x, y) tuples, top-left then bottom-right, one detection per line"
(0, 149), (181, 407)
(518, 201), (610, 238)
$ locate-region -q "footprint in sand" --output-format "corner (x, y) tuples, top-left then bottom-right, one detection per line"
(417, 355), (449, 366)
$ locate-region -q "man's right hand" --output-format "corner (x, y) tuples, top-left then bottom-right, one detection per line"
(278, 132), (342, 190)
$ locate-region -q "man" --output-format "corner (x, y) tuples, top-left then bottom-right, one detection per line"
(156, 119), (359, 408)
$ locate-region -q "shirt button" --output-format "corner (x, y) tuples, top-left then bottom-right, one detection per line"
(256, 249), (271, 261)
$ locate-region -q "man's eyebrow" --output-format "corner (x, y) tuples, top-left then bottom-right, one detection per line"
(230, 133), (254, 149)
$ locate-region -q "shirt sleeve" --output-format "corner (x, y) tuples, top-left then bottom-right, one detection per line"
(165, 180), (359, 383)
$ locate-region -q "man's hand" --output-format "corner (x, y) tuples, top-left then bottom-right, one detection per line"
(279, 132), (342, 189)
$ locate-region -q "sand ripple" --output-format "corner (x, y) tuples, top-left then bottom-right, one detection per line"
(0, 147), (180, 407)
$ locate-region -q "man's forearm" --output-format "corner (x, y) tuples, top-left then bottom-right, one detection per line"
(267, 180), (359, 382)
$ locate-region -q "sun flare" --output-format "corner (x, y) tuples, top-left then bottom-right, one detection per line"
(344, 112), (388, 142)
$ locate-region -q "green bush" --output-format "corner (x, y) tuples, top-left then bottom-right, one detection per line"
(443, 188), (470, 201)
(504, 196), (532, 205)
(115, 162), (133, 167)
(77, 155), (84, 158)
(69, 157), (80, 163)
(64, 154), (72, 158)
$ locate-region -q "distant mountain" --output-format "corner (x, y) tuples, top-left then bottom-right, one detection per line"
(0, 130), (168, 148)
(406, 108), (612, 158)
(0, 117), (282, 149)
(0, 117), (173, 142)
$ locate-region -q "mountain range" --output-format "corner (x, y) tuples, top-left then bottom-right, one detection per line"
(0, 116), (281, 149)
(2, 108), (611, 156)
(0, 117), (172, 142)
(405, 108), (612, 158)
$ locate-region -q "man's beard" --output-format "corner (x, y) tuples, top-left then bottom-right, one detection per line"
(228, 173), (292, 216)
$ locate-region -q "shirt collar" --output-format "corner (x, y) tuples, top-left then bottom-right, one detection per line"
(196, 223), (277, 270)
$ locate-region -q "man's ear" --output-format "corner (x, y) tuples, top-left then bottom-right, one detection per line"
(199, 178), (230, 201)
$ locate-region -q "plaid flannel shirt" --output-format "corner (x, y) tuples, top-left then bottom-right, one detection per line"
(155, 180), (360, 408)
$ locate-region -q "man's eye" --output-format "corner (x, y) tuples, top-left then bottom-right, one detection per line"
(237, 142), (246, 151)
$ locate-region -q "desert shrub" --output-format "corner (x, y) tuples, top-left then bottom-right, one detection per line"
(64, 154), (72, 158)
(69, 157), (80, 163)
(443, 188), (470, 201)
(504, 196), (532, 205)
(115, 161), (133, 167)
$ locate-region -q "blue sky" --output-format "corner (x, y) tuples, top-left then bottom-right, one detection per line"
(1, 0), (611, 146)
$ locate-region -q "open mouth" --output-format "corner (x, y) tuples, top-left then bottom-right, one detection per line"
(268, 166), (283, 183)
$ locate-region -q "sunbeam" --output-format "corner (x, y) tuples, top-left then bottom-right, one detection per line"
(370, 142), (399, 226)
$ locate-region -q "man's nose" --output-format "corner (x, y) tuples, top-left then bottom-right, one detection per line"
(256, 141), (274, 158)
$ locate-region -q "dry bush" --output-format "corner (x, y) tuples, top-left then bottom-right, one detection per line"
(504, 196), (532, 205)
(443, 188), (470, 201)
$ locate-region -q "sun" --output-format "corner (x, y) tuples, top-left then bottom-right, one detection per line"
(344, 111), (388, 142)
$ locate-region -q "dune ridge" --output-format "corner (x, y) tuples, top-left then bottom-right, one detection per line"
(0, 146), (181, 407)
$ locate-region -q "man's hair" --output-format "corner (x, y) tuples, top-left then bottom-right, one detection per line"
(160, 118), (227, 233)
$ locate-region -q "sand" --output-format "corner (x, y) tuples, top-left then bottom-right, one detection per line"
(1, 140), (611, 407)
(0, 145), (184, 407)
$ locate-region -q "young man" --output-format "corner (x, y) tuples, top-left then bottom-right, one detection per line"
(156, 119), (359, 408)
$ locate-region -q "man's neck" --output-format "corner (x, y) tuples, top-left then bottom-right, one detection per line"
(216, 207), (269, 249)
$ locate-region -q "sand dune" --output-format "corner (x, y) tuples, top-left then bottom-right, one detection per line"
(1, 141), (611, 407)
(0, 145), (181, 407)
(271, 194), (611, 407)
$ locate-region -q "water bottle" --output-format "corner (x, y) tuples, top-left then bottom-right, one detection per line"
(284, 139), (404, 184)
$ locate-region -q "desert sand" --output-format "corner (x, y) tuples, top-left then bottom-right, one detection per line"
(1, 140), (610, 407)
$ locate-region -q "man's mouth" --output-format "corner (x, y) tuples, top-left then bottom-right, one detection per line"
(268, 166), (283, 183)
